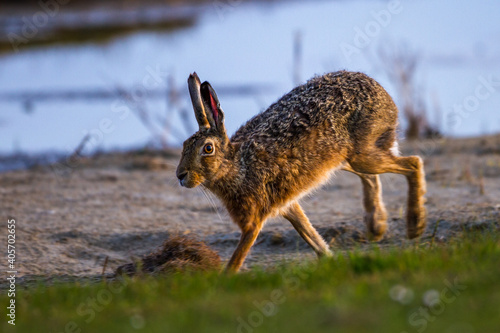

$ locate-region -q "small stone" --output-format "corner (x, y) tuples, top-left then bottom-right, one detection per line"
(270, 232), (285, 246)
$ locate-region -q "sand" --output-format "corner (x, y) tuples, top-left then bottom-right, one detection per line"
(1, 135), (499, 285)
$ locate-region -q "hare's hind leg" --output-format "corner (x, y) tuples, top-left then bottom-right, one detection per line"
(342, 164), (388, 241)
(391, 155), (427, 238)
(349, 148), (427, 239)
(282, 202), (332, 257)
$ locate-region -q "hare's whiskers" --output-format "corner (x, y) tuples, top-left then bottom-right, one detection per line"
(200, 185), (224, 224)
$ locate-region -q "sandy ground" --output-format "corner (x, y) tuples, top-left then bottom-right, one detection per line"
(1, 135), (500, 285)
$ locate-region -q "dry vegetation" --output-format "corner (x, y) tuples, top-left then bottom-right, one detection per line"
(115, 235), (221, 276)
(378, 42), (442, 140)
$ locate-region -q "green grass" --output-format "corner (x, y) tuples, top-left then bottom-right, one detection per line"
(3, 232), (500, 333)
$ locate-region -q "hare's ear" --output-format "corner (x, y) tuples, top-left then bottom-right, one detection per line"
(188, 72), (210, 131)
(200, 81), (226, 135)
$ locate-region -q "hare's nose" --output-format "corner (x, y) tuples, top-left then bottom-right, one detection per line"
(177, 171), (188, 182)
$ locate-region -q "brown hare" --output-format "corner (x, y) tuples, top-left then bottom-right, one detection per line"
(177, 71), (426, 272)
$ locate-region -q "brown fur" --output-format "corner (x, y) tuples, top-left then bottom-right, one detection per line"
(177, 71), (427, 272)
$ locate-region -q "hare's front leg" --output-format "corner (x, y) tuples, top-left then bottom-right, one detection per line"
(282, 202), (332, 257)
(226, 221), (263, 272)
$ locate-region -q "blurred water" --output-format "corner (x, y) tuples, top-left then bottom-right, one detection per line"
(0, 0), (499, 156)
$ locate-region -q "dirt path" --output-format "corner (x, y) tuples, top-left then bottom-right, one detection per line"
(1, 135), (499, 282)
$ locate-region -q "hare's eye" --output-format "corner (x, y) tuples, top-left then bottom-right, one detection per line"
(203, 143), (214, 155)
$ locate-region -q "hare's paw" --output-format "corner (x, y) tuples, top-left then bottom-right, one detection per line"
(364, 207), (388, 242)
(406, 206), (427, 239)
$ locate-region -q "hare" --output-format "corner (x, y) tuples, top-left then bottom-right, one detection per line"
(177, 71), (426, 272)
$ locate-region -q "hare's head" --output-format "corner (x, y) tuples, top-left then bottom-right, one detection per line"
(176, 73), (230, 188)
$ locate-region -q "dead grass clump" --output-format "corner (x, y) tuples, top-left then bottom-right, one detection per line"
(115, 235), (221, 276)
